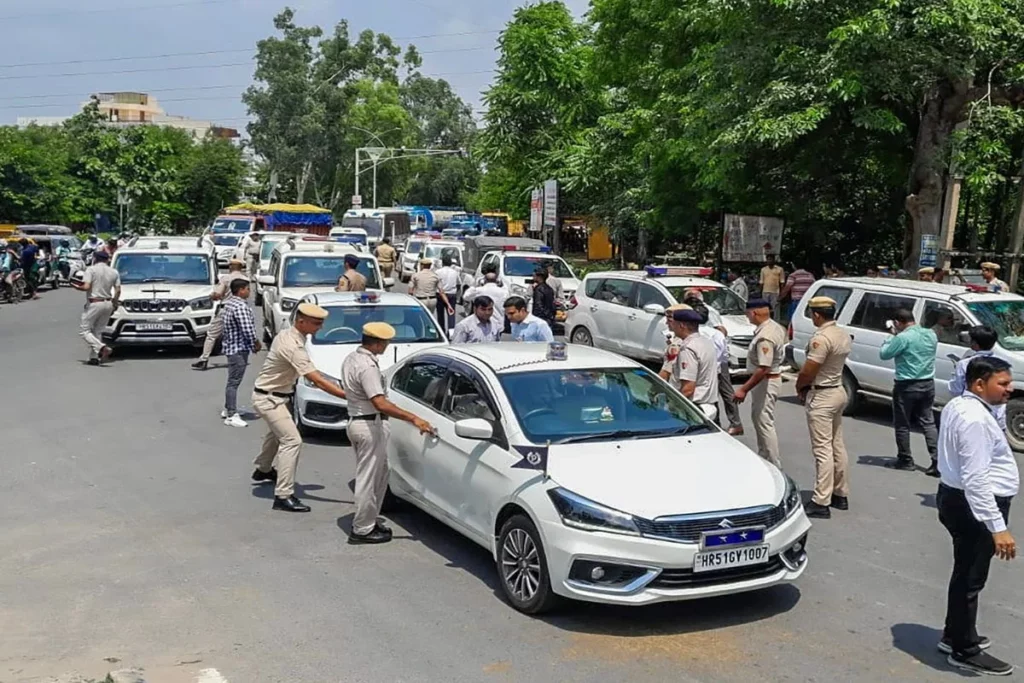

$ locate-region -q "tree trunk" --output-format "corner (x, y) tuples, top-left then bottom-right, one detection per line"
(295, 161), (313, 205)
(903, 80), (971, 270)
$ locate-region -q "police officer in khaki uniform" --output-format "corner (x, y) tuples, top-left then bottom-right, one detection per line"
(735, 298), (787, 467)
(73, 250), (121, 365)
(409, 258), (453, 315)
(192, 258), (249, 371)
(795, 296), (853, 518)
(335, 254), (367, 292)
(342, 322), (435, 544)
(671, 308), (720, 414)
(659, 303), (691, 385)
(251, 302), (349, 512)
(374, 238), (397, 278)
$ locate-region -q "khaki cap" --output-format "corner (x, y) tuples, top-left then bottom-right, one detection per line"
(296, 302), (329, 319)
(918, 267), (934, 275)
(807, 296), (837, 308)
(229, 258), (245, 266)
(981, 262), (1001, 271)
(419, 258), (434, 266)
(665, 303), (692, 312)
(363, 322), (396, 340)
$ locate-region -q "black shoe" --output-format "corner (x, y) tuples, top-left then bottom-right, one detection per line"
(87, 358), (100, 366)
(885, 458), (916, 471)
(938, 635), (991, 654)
(924, 462), (941, 478)
(191, 360), (208, 371)
(830, 495), (849, 511)
(349, 527), (393, 544)
(272, 495), (310, 513)
(804, 501), (831, 519)
(947, 651), (1013, 676)
(251, 468), (278, 483)
(375, 519), (391, 533)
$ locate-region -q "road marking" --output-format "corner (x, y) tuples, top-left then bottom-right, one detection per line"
(196, 669), (229, 683)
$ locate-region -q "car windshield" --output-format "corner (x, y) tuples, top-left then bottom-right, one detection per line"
(405, 240), (424, 254)
(211, 217), (253, 232)
(966, 299), (1024, 351)
(342, 216), (383, 239)
(283, 256), (380, 289)
(212, 234), (240, 246)
(312, 305), (444, 344)
(499, 367), (711, 444)
(667, 285), (746, 315)
(423, 244), (462, 264)
(115, 253), (212, 284)
(504, 255), (574, 278)
(260, 238), (286, 260)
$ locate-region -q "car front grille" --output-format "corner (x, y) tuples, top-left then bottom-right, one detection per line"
(303, 401), (348, 423)
(649, 556), (785, 589)
(730, 335), (753, 349)
(122, 298), (188, 313)
(634, 504), (787, 543)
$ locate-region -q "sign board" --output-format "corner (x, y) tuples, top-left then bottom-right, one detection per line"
(919, 233), (938, 267)
(543, 179), (558, 228)
(721, 213), (785, 262)
(351, 194), (362, 208)
(529, 187), (543, 232)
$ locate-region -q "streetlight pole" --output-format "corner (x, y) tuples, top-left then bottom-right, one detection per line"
(353, 146), (467, 209)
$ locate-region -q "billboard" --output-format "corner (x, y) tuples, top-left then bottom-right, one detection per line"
(543, 179), (558, 228)
(721, 213), (785, 262)
(529, 188), (543, 232)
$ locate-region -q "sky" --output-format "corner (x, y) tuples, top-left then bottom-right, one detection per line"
(0, 0), (589, 128)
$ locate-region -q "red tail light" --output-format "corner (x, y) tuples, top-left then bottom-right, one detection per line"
(787, 322), (794, 340)
(568, 295), (578, 310)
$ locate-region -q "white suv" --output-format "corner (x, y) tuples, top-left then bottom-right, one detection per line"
(790, 277), (1024, 449)
(469, 246), (580, 302)
(104, 240), (218, 348)
(258, 237), (389, 341)
(566, 267), (755, 374)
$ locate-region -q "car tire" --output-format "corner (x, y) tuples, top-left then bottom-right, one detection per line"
(496, 514), (560, 615)
(263, 325), (272, 345)
(1004, 397), (1024, 452)
(255, 292), (263, 307)
(570, 326), (593, 346)
(841, 370), (860, 416)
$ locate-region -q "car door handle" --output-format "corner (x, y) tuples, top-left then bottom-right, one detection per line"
(850, 334), (855, 340)
(627, 313), (637, 320)
(589, 305), (598, 312)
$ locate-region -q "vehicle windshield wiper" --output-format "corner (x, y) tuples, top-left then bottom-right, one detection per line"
(660, 423), (713, 437)
(141, 277), (168, 283)
(555, 424), (712, 445)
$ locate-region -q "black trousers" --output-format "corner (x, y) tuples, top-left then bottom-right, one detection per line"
(892, 379), (937, 462)
(436, 294), (457, 332)
(937, 483), (1012, 655)
(718, 360), (742, 429)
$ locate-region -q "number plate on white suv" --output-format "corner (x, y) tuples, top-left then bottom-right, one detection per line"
(693, 527), (770, 573)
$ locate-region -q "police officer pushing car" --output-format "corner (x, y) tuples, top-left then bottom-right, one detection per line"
(342, 322), (435, 544)
(795, 296), (853, 519)
(250, 302), (349, 513)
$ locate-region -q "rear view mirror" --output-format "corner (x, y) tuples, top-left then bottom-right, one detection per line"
(455, 418), (494, 441)
(643, 303), (666, 315)
(958, 330), (971, 345)
(257, 274), (275, 286)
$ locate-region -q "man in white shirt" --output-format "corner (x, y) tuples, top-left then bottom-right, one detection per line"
(451, 296), (502, 343)
(936, 355), (1018, 676)
(728, 270), (748, 301)
(463, 271), (509, 330)
(948, 326), (1005, 429)
(435, 254), (461, 334)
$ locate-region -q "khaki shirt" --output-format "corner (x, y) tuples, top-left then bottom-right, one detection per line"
(806, 321), (852, 388)
(410, 269), (441, 298)
(214, 271), (250, 301)
(83, 263), (121, 300)
(254, 327), (316, 393)
(760, 265), (785, 295)
(747, 318), (787, 373)
(375, 243), (397, 265)
(675, 332), (719, 404)
(336, 268), (367, 292)
(341, 346), (386, 417)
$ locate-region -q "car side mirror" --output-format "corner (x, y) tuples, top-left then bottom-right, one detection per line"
(643, 303), (666, 315)
(384, 277), (395, 289)
(454, 418), (494, 441)
(699, 404), (718, 422)
(257, 275), (275, 286)
(958, 330), (971, 345)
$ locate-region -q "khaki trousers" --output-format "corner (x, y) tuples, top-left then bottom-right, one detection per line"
(806, 388), (849, 505)
(419, 297), (437, 313)
(252, 393), (302, 498)
(750, 377), (782, 467)
(199, 313), (223, 361)
(348, 418), (391, 536)
(80, 300), (114, 358)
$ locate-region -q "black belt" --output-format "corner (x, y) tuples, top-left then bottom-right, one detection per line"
(350, 414), (388, 421)
(813, 384), (841, 390)
(254, 388), (293, 399)
(416, 296), (433, 300)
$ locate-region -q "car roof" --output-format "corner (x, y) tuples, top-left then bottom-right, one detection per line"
(442, 343), (642, 374)
(116, 245), (213, 255)
(816, 276), (973, 297)
(583, 270), (723, 288)
(421, 239), (465, 248)
(306, 291), (422, 307)
(274, 241), (361, 255)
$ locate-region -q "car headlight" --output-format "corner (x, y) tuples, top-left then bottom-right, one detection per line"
(547, 488), (640, 536)
(280, 297), (298, 312)
(303, 372), (342, 389)
(783, 475), (801, 516)
(510, 283), (527, 296)
(189, 296), (214, 310)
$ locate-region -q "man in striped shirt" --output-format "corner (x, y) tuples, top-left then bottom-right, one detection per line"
(220, 278), (261, 427)
(781, 265), (816, 319)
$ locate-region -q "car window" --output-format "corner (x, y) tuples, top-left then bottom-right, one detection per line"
(802, 286), (854, 319)
(269, 253), (281, 279)
(392, 362), (448, 408)
(443, 372), (497, 422)
(922, 300), (969, 347)
(634, 282), (669, 310)
(849, 292), (917, 331)
(584, 277), (604, 298)
(593, 278), (634, 306)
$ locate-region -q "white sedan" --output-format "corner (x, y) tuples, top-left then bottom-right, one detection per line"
(383, 343), (811, 614)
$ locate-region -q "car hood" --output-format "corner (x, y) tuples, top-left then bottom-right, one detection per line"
(545, 431), (784, 520)
(119, 283), (213, 299)
(307, 340), (448, 376)
(279, 285), (342, 301)
(721, 314), (756, 337)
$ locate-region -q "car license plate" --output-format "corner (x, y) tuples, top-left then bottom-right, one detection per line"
(693, 544), (770, 573)
(136, 322), (173, 332)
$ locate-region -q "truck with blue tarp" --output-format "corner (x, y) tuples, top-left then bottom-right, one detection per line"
(214, 203), (334, 236)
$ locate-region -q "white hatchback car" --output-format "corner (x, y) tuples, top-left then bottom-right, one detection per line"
(291, 291), (448, 432)
(384, 343), (810, 614)
(566, 267), (756, 374)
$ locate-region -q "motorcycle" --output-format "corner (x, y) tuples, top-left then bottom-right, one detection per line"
(1, 268), (26, 304)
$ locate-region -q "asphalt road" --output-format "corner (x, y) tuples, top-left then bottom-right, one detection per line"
(2, 289), (1022, 683)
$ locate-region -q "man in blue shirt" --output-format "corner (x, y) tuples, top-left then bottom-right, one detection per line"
(504, 295), (554, 342)
(949, 326), (1005, 430)
(880, 308), (939, 474)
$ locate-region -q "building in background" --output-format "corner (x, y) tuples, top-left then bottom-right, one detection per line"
(16, 91), (239, 140)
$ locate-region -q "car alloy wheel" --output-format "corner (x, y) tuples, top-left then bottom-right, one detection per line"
(496, 514), (559, 614)
(570, 326), (593, 346)
(1005, 397), (1024, 452)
